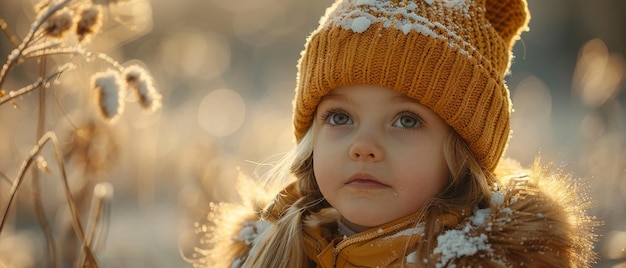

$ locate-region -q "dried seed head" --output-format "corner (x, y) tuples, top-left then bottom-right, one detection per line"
(76, 5), (103, 42)
(91, 69), (125, 121)
(62, 119), (120, 174)
(43, 9), (74, 38)
(123, 65), (162, 112)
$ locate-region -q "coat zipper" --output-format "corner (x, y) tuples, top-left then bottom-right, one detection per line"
(332, 215), (421, 266)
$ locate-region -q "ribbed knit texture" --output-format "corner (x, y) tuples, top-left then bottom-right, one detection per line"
(293, 0), (530, 172)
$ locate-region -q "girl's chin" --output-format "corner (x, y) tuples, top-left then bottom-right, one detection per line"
(341, 216), (379, 233)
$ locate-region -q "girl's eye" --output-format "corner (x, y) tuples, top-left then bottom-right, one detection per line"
(327, 112), (353, 126)
(393, 114), (422, 128)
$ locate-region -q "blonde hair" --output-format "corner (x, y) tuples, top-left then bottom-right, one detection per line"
(242, 127), (316, 267)
(243, 126), (495, 267)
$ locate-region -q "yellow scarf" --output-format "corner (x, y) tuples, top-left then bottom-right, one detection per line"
(302, 210), (459, 267)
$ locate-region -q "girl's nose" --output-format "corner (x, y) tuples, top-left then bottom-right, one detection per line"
(349, 132), (384, 162)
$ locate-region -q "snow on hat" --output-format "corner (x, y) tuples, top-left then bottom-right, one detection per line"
(292, 0), (530, 172)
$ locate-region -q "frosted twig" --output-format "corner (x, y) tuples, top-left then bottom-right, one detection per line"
(0, 63), (73, 106)
(96, 53), (124, 72)
(0, 0), (76, 89)
(22, 46), (87, 61)
(21, 40), (64, 56)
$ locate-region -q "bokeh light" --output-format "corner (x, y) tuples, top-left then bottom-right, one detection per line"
(197, 88), (246, 137)
(508, 76), (552, 165)
(160, 30), (231, 80)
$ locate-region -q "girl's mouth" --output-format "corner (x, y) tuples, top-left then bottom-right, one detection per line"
(346, 173), (389, 188)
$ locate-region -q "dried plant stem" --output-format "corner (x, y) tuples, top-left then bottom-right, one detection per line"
(31, 57), (57, 268)
(0, 63), (72, 106)
(0, 132), (97, 265)
(0, 17), (20, 47)
(31, 168), (57, 267)
(0, 171), (11, 185)
(77, 183), (111, 268)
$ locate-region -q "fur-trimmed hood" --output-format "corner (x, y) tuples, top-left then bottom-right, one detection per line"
(191, 161), (597, 267)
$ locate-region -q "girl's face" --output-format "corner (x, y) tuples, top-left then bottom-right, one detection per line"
(313, 85), (451, 231)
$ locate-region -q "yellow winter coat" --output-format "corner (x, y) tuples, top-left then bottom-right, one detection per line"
(302, 209), (459, 267)
(194, 163), (597, 267)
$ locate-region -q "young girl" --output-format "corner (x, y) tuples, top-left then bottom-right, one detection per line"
(194, 0), (597, 267)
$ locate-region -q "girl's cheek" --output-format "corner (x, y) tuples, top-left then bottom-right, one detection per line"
(318, 127), (352, 141)
(387, 129), (423, 145)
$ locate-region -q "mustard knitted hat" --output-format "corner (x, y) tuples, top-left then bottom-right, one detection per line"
(293, 0), (530, 172)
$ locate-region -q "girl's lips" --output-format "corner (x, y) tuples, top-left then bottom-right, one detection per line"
(346, 173), (389, 188)
(347, 179), (388, 188)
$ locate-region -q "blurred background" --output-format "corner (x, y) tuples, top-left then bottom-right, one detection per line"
(0, 0), (624, 267)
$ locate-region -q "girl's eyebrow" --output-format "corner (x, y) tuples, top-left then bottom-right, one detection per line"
(391, 94), (421, 104)
(391, 95), (440, 119)
(320, 92), (350, 103)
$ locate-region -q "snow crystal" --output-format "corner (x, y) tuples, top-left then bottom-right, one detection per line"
(470, 208), (491, 227)
(352, 16), (372, 33)
(401, 23), (412, 34)
(442, 0), (465, 8)
(433, 230), (491, 267)
(356, 0), (377, 6)
(237, 221), (270, 246)
(8, 48), (20, 62)
(330, 0), (476, 55)
(491, 191), (505, 206)
(238, 226), (256, 245)
(406, 251), (417, 263)
(414, 24), (438, 38)
(501, 207), (513, 216)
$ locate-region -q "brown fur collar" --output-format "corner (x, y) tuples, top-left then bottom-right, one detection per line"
(433, 167), (597, 267)
(192, 160), (598, 267)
